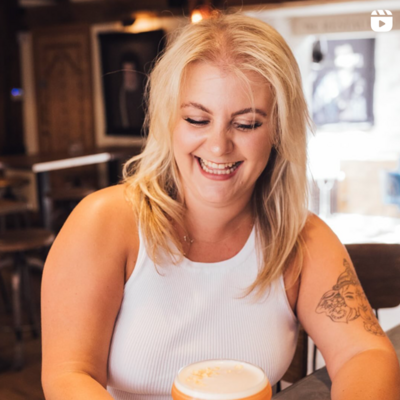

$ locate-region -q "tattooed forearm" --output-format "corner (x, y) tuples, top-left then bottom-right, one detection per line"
(315, 259), (384, 336)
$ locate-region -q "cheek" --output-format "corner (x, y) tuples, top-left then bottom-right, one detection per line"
(245, 135), (273, 169)
(172, 125), (188, 161)
(172, 125), (200, 173)
(344, 299), (357, 309)
(173, 123), (198, 154)
(258, 145), (273, 166)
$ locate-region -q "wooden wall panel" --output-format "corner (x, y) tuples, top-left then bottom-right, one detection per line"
(0, 0), (25, 155)
(32, 25), (95, 155)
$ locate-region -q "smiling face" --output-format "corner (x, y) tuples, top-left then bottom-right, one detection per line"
(172, 62), (274, 209)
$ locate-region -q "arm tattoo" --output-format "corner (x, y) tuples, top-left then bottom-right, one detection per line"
(315, 259), (384, 336)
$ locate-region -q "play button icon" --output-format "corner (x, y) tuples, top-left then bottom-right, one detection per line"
(371, 10), (393, 32)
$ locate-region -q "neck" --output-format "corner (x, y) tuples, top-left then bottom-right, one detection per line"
(181, 193), (254, 244)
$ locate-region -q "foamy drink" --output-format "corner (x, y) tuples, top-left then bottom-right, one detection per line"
(171, 360), (272, 400)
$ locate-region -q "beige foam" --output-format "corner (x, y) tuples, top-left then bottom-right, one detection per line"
(174, 360), (269, 400)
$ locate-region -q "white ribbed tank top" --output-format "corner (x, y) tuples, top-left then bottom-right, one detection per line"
(107, 226), (298, 400)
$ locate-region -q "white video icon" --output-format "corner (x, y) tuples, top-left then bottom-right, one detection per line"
(371, 10), (393, 32)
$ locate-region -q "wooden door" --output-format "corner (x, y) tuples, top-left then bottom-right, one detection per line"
(32, 25), (98, 190)
(33, 24), (95, 155)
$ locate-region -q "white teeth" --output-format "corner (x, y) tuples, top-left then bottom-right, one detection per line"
(200, 158), (236, 169)
(198, 157), (241, 175)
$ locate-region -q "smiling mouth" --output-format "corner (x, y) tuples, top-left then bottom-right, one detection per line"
(195, 156), (243, 175)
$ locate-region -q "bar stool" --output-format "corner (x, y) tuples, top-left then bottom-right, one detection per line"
(0, 199), (31, 312)
(0, 176), (30, 201)
(0, 199), (30, 232)
(0, 228), (54, 369)
(0, 176), (29, 190)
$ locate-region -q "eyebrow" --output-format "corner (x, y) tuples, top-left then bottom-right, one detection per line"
(180, 102), (267, 117)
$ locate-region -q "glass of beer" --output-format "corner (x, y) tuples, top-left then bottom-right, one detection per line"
(171, 360), (272, 400)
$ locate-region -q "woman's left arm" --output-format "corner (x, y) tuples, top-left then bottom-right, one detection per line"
(297, 214), (400, 400)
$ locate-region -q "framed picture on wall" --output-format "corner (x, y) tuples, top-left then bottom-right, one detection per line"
(311, 38), (375, 128)
(99, 30), (165, 137)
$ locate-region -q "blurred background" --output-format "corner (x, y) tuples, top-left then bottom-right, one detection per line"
(0, 0), (399, 397)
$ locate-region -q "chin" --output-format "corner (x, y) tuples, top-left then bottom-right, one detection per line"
(197, 189), (238, 205)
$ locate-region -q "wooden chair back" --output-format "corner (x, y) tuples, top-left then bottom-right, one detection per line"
(281, 325), (308, 384)
(345, 243), (400, 310)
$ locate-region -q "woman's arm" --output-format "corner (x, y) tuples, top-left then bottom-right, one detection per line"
(297, 214), (400, 400)
(331, 348), (400, 399)
(41, 185), (139, 399)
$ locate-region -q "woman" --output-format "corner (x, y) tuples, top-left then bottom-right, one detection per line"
(41, 13), (400, 400)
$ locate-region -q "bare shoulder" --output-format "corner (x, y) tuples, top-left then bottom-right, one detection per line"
(74, 183), (135, 225)
(287, 212), (341, 281)
(302, 212), (341, 246)
(299, 212), (348, 269)
(64, 184), (137, 243)
(49, 183), (139, 277)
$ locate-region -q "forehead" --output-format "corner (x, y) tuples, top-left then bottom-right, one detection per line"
(180, 62), (272, 108)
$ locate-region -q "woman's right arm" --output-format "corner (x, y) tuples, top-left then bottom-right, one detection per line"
(41, 185), (139, 399)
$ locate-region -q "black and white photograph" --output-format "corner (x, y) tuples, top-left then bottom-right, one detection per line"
(312, 38), (375, 127)
(99, 30), (165, 136)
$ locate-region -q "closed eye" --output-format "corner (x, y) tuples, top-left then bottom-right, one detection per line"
(184, 118), (263, 131)
(233, 122), (263, 131)
(184, 117), (209, 126)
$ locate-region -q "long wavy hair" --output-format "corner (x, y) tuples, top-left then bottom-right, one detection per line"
(123, 13), (311, 296)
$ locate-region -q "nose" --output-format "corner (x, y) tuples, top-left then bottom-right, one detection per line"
(206, 124), (233, 157)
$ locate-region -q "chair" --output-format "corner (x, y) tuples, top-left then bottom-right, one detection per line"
(47, 186), (96, 202)
(0, 199), (30, 232)
(282, 325), (308, 382)
(0, 198), (54, 369)
(0, 176), (30, 205)
(345, 243), (400, 314)
(46, 185), (96, 231)
(275, 325), (308, 393)
(0, 229), (54, 369)
(312, 243), (400, 370)
(0, 199), (32, 312)
(0, 176), (29, 194)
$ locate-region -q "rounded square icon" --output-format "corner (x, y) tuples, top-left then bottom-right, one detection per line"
(371, 10), (393, 32)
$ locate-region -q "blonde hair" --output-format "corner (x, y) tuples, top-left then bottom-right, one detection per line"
(123, 13), (311, 296)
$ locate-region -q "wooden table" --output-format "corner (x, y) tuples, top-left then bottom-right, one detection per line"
(0, 146), (142, 228)
(272, 323), (400, 399)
